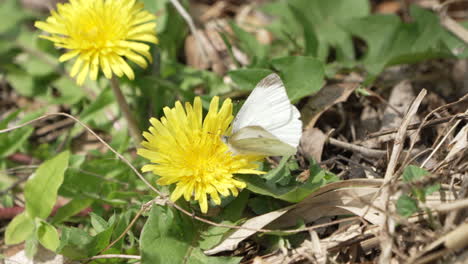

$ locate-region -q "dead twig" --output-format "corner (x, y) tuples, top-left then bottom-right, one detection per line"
(328, 138), (387, 158)
(169, 0), (210, 63)
(367, 113), (468, 138)
(379, 89), (427, 264)
(328, 137), (419, 159)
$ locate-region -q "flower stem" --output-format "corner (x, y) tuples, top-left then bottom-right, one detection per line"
(110, 76), (142, 144)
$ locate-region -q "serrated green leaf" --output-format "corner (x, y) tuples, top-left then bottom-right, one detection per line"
(397, 194), (419, 218)
(5, 212), (35, 245)
(24, 151), (70, 219)
(272, 56), (325, 102)
(37, 220), (60, 251)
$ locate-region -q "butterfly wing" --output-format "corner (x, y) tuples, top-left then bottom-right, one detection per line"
(227, 126), (296, 156)
(232, 73), (302, 149)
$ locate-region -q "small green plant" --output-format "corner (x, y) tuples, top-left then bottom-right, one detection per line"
(396, 165), (440, 218)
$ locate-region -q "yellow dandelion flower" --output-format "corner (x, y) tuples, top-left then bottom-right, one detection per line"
(137, 97), (265, 213)
(35, 0), (158, 85)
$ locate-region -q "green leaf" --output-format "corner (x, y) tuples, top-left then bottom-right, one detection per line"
(58, 223), (114, 260)
(16, 29), (57, 77)
(222, 190), (250, 222)
(397, 194), (419, 218)
(402, 165), (429, 183)
(25, 237), (39, 258)
(5, 212), (35, 245)
(37, 220), (60, 251)
(424, 184), (440, 196)
(0, 110), (34, 158)
(263, 156), (292, 183)
(5, 69), (36, 97)
(248, 196), (286, 215)
(90, 213), (109, 233)
(140, 206), (195, 264)
(440, 21), (468, 58)
(88, 222), (114, 255)
(50, 77), (86, 105)
(228, 68), (273, 91)
(199, 192), (250, 250)
(57, 227), (93, 260)
(141, 205), (240, 264)
(79, 86), (114, 123)
(111, 210), (134, 249)
(288, 0), (370, 61)
(241, 162), (337, 203)
(271, 56), (325, 102)
(51, 198), (93, 224)
(0, 0), (31, 33)
(288, 4), (318, 56)
(344, 6), (457, 75)
(24, 151), (70, 219)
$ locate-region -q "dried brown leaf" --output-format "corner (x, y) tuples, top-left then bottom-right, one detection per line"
(300, 127), (327, 162)
(302, 82), (359, 129)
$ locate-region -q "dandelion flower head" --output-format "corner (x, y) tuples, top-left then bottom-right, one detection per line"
(138, 97), (265, 213)
(35, 0), (158, 85)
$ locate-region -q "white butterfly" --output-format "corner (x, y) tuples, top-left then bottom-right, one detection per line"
(224, 73), (302, 156)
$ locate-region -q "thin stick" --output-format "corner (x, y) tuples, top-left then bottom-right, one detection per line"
(328, 138), (419, 159)
(98, 200), (153, 255)
(440, 14), (468, 44)
(379, 89), (427, 264)
(367, 113), (468, 138)
(169, 0), (209, 61)
(328, 138), (386, 158)
(383, 90), (427, 182)
(365, 88), (404, 118)
(428, 198), (468, 213)
(110, 76), (142, 144)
